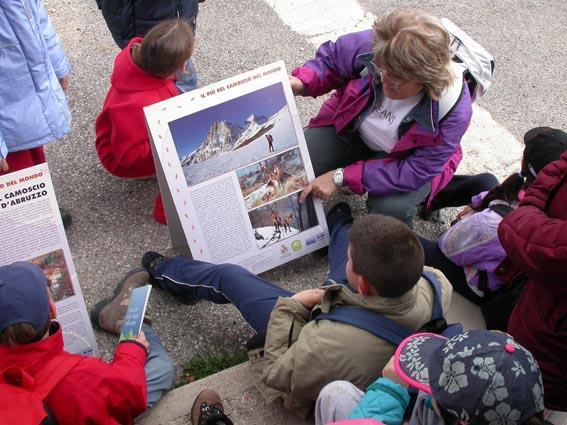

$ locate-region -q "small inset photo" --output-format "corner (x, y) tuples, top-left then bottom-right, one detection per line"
(237, 148), (308, 210)
(30, 249), (75, 302)
(248, 192), (318, 249)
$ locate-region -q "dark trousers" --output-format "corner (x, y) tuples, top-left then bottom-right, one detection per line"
(304, 126), (430, 226)
(431, 173), (499, 210)
(304, 126), (499, 224)
(153, 214), (356, 333)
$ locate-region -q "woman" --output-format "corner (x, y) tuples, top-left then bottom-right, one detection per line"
(293, 8), (486, 225)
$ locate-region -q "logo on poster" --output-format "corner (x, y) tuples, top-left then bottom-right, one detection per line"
(280, 245), (288, 254)
(291, 240), (302, 251)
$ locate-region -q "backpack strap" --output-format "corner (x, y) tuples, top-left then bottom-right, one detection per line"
(438, 61), (465, 120)
(313, 272), (446, 345)
(420, 271), (444, 320)
(314, 306), (412, 346)
(31, 354), (81, 401)
(488, 203), (514, 218)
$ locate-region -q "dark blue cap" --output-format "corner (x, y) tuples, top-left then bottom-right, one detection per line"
(0, 262), (50, 335)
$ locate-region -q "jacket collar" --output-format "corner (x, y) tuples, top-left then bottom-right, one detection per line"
(0, 322), (65, 375)
(317, 283), (420, 315)
(358, 52), (437, 133)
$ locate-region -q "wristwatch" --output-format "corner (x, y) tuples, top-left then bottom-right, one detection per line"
(333, 168), (344, 187)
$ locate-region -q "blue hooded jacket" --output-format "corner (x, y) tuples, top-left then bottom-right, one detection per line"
(0, 0), (71, 159)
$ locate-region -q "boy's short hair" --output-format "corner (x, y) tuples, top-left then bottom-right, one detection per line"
(0, 262), (51, 345)
(138, 19), (194, 79)
(348, 214), (424, 297)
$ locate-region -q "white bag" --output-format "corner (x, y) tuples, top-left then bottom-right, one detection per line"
(442, 17), (495, 102)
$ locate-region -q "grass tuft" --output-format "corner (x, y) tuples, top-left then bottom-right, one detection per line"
(180, 350), (248, 385)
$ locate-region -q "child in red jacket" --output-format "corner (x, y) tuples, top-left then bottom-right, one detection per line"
(0, 262), (174, 424)
(95, 19), (194, 224)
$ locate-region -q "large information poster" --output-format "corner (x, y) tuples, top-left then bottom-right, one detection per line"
(145, 61), (329, 274)
(0, 164), (98, 355)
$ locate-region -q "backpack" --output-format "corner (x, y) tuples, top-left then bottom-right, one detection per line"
(0, 354), (81, 425)
(477, 204), (528, 331)
(314, 271), (463, 345)
(438, 18), (495, 119)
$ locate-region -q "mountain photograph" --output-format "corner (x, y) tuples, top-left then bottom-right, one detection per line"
(168, 82), (299, 187)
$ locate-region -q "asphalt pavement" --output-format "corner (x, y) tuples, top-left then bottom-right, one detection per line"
(44, 0), (566, 375)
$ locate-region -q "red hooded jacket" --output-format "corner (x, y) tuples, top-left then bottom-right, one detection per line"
(95, 37), (179, 178)
(498, 151), (567, 411)
(0, 324), (148, 424)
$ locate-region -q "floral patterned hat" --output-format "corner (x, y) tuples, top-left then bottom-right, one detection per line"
(394, 330), (545, 425)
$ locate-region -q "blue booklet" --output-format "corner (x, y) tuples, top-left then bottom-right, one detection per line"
(120, 285), (152, 341)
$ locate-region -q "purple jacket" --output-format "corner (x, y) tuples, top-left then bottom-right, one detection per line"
(438, 192), (515, 292)
(292, 30), (472, 203)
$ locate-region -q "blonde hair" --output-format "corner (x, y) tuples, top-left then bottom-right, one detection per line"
(372, 8), (453, 100)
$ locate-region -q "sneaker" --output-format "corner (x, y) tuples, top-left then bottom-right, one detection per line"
(91, 268), (149, 335)
(141, 251), (166, 284)
(142, 252), (200, 305)
(326, 202), (352, 221)
(190, 389), (233, 425)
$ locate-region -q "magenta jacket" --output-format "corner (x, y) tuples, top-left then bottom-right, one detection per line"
(292, 30), (472, 203)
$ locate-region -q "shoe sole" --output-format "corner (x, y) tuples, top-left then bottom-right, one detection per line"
(90, 267), (149, 331)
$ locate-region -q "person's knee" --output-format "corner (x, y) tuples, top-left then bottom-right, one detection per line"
(476, 172), (500, 191)
(149, 353), (175, 390)
(366, 196), (410, 223)
(315, 381), (360, 425)
(216, 263), (248, 279)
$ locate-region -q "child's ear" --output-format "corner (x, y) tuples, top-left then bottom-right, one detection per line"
(49, 300), (57, 320)
(358, 276), (378, 296)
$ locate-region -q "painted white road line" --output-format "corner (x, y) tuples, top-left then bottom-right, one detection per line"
(262, 0), (374, 46)
(261, 0), (523, 179)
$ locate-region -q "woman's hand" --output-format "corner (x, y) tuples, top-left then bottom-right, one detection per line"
(289, 76), (306, 96)
(299, 171), (337, 203)
(0, 159), (9, 172)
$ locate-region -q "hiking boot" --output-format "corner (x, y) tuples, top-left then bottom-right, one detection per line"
(190, 389), (233, 425)
(91, 268), (149, 335)
(141, 251), (167, 285)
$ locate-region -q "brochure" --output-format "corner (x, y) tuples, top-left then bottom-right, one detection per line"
(0, 164), (98, 355)
(119, 285), (152, 341)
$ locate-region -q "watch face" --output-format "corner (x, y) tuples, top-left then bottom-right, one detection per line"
(333, 170), (343, 186)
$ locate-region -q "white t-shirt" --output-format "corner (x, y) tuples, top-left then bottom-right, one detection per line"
(359, 92), (424, 153)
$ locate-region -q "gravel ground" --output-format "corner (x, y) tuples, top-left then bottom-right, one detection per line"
(43, 0), (565, 380)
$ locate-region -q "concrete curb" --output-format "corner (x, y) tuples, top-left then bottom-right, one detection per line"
(139, 362), (310, 425)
